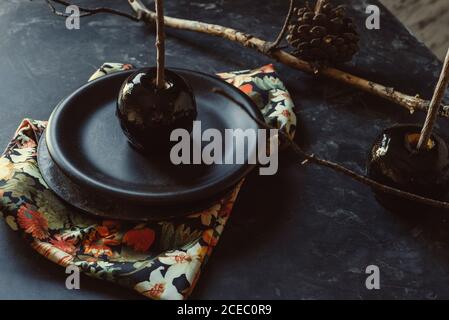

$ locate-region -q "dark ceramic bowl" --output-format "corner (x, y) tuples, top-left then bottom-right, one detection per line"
(45, 68), (263, 209)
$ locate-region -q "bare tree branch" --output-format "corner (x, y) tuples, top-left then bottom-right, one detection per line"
(128, 0), (449, 118)
(41, 0), (449, 119)
(44, 0), (69, 17)
(155, 0), (165, 89)
(263, 0), (295, 53)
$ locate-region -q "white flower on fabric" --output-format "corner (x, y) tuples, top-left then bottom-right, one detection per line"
(267, 100), (297, 136)
(135, 243), (204, 300)
(9, 148), (35, 163)
(230, 76), (254, 88)
(270, 88), (291, 103)
(217, 69), (259, 83)
(261, 89), (288, 114)
(134, 266), (183, 300)
(159, 243), (203, 282)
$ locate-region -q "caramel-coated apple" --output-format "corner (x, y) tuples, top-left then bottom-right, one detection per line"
(117, 67), (197, 153)
(367, 124), (449, 212)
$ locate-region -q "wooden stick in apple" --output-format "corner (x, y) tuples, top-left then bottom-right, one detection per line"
(417, 48), (449, 150)
(155, 0), (165, 89)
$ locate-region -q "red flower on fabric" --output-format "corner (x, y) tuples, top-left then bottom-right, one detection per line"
(239, 83), (253, 94)
(50, 234), (77, 255)
(96, 225), (110, 238)
(282, 109), (291, 117)
(17, 205), (49, 240)
(83, 243), (113, 257)
(202, 229), (218, 247)
(80, 222), (123, 257)
(146, 283), (165, 300)
(174, 253), (192, 263)
(123, 228), (155, 252)
(95, 222), (121, 246)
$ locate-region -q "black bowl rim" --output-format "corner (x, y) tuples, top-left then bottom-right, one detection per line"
(46, 68), (264, 205)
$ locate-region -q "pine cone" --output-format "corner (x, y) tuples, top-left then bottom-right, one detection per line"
(286, 0), (359, 66)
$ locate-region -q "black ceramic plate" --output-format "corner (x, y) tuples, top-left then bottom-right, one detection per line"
(38, 134), (233, 221)
(46, 68), (262, 207)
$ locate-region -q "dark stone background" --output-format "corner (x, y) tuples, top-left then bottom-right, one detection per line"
(0, 0), (448, 299)
(380, 0), (449, 60)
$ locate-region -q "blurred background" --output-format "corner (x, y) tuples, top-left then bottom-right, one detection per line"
(381, 0), (449, 60)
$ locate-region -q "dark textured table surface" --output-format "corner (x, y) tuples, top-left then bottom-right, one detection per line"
(0, 0), (448, 300)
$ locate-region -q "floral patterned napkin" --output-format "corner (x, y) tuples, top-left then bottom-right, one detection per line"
(0, 63), (296, 300)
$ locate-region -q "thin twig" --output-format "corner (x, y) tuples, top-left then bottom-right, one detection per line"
(265, 0), (295, 53)
(212, 87), (449, 211)
(44, 0), (69, 17)
(417, 48), (449, 150)
(42, 0), (139, 21)
(155, 0), (165, 89)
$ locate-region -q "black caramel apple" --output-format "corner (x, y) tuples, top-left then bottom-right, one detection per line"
(117, 0), (196, 153)
(117, 67), (197, 152)
(367, 124), (449, 212)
